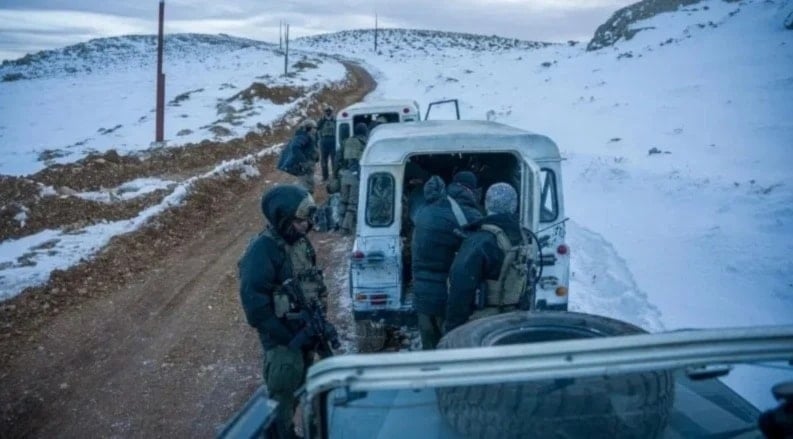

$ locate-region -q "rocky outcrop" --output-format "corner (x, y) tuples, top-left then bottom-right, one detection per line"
(588, 0), (703, 51)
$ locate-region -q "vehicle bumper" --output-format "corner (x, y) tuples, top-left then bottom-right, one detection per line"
(353, 309), (417, 327)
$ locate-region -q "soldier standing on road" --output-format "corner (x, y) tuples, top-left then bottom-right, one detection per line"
(411, 172), (483, 350)
(444, 183), (532, 334)
(238, 185), (329, 438)
(336, 122), (369, 235)
(316, 106), (336, 182)
(277, 119), (319, 194)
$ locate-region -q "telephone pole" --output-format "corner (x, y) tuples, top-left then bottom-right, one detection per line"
(284, 24), (290, 75)
(155, 0), (166, 143)
(374, 13), (378, 53)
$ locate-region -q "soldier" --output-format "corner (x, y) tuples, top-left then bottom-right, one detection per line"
(238, 185), (329, 438)
(337, 122), (369, 235)
(444, 183), (532, 334)
(316, 105), (336, 182)
(411, 172), (483, 350)
(277, 119), (319, 194)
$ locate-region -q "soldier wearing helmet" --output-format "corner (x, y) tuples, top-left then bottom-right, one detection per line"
(238, 184), (330, 438)
(316, 105), (337, 182)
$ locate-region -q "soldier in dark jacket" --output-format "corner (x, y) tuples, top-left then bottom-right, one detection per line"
(238, 184), (329, 438)
(277, 119), (319, 194)
(316, 106), (336, 182)
(410, 172), (483, 349)
(444, 183), (527, 334)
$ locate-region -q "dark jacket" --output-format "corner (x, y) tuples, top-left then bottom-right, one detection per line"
(238, 186), (312, 348)
(278, 127), (317, 176)
(444, 213), (523, 333)
(410, 176), (483, 316)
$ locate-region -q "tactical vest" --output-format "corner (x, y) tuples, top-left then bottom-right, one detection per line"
(263, 229), (328, 318)
(472, 224), (530, 317)
(320, 117), (335, 138)
(340, 136), (366, 182)
(342, 136), (366, 161)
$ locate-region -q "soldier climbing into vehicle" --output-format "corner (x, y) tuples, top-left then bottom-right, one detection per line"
(336, 122), (369, 235)
(444, 182), (533, 334)
(238, 184), (336, 438)
(316, 105), (336, 182)
(411, 171), (483, 349)
(277, 119), (319, 194)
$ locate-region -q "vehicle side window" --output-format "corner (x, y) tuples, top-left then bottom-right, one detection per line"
(540, 168), (558, 223)
(338, 123), (350, 144)
(366, 172), (395, 227)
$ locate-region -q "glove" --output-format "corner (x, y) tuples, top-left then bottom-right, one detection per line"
(287, 327), (317, 351)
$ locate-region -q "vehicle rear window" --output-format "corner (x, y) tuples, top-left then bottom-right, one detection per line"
(540, 168), (558, 223)
(366, 172), (395, 227)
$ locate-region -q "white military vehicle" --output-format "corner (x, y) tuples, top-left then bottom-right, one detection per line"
(334, 99), (420, 153)
(349, 120), (570, 336)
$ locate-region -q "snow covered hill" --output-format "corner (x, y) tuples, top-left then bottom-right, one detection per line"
(0, 34), (273, 81)
(0, 34), (345, 176)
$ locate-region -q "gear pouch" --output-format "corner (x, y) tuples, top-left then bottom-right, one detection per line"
(274, 293), (291, 318)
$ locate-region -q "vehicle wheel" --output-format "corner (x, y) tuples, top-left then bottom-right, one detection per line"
(436, 312), (675, 439)
(355, 320), (387, 352)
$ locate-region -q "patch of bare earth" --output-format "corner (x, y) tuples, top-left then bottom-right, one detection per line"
(0, 61), (375, 438)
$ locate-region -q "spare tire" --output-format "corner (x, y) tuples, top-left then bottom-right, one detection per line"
(436, 312), (674, 439)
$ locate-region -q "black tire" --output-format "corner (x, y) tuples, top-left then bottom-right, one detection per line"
(436, 312), (675, 439)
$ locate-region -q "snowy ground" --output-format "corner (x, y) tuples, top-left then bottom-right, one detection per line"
(294, 0), (793, 408)
(0, 34), (345, 176)
(0, 0), (791, 411)
(0, 34), (347, 300)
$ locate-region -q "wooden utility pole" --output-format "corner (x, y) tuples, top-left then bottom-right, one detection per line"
(374, 13), (378, 53)
(155, 0), (165, 143)
(284, 24), (290, 75)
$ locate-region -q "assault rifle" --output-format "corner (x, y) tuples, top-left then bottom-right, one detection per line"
(282, 278), (341, 357)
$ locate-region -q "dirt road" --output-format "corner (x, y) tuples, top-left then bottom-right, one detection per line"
(0, 62), (374, 438)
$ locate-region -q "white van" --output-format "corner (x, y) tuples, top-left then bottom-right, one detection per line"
(349, 120), (570, 334)
(334, 99), (420, 153)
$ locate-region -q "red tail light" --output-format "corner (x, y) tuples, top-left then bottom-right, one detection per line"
(352, 250), (365, 260)
(370, 294), (388, 305)
(557, 244), (569, 255)
(342, 111), (349, 117)
(403, 107), (410, 114)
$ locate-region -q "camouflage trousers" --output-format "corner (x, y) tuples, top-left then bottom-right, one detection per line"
(417, 313), (445, 350)
(260, 342), (313, 438)
(338, 172), (359, 234)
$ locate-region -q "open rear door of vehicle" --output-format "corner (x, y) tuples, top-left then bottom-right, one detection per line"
(524, 158), (542, 232)
(425, 99), (460, 120)
(217, 386), (278, 439)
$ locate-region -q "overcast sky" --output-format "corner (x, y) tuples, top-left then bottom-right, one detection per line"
(0, 0), (634, 62)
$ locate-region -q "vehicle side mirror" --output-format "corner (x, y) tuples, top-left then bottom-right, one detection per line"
(217, 386), (279, 439)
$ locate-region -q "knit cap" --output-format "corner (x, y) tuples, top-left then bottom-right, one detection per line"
(484, 183), (518, 215)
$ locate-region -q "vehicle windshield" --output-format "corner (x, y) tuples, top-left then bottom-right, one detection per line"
(324, 366), (761, 438)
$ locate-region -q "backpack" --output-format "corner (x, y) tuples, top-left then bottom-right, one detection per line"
(277, 142), (301, 176)
(312, 194), (341, 232)
(479, 224), (531, 309)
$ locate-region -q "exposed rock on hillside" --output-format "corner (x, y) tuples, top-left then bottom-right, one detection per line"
(587, 0), (739, 50)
